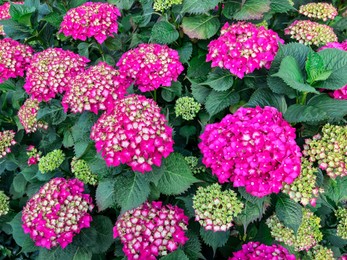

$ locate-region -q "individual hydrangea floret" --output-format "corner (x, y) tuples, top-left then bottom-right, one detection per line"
(0, 38), (33, 83)
(299, 3), (338, 21)
(71, 157), (98, 186)
(282, 158), (323, 207)
(175, 97), (201, 121)
(113, 201), (188, 259)
(0, 130), (16, 159)
(206, 22), (284, 79)
(26, 145), (42, 166)
(308, 245), (335, 260)
(284, 20), (338, 46)
(0, 191), (10, 216)
(117, 43), (184, 92)
(193, 183), (244, 232)
(229, 241), (296, 260)
(38, 149), (65, 174)
(62, 62), (129, 114)
(266, 209), (323, 251)
(18, 98), (48, 133)
(24, 48), (89, 102)
(90, 94), (174, 173)
(199, 106), (302, 197)
(153, 0), (182, 12)
(303, 124), (347, 178)
(336, 207), (347, 239)
(22, 178), (94, 249)
(59, 2), (121, 44)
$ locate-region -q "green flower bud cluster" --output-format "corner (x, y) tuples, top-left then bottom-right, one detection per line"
(175, 97), (201, 121)
(299, 3), (337, 21)
(282, 158), (323, 207)
(307, 245), (335, 260)
(38, 149), (65, 174)
(303, 124), (347, 178)
(184, 156), (206, 175)
(71, 157), (98, 186)
(0, 191), (9, 216)
(336, 207), (347, 239)
(256, 20), (268, 29)
(153, 0), (182, 12)
(266, 209), (323, 251)
(192, 183), (244, 232)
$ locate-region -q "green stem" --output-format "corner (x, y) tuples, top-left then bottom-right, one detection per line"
(299, 92), (308, 105)
(153, 90), (157, 102)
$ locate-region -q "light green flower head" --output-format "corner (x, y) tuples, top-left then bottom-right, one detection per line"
(153, 0), (183, 12)
(308, 245), (334, 260)
(0, 191), (9, 216)
(336, 207), (347, 239)
(71, 157), (98, 186)
(38, 149), (65, 174)
(175, 97), (201, 121)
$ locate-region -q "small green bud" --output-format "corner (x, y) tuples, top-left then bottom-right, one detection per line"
(71, 157), (98, 186)
(153, 0), (183, 12)
(0, 191), (10, 216)
(175, 97), (201, 121)
(336, 207), (347, 239)
(38, 149), (65, 174)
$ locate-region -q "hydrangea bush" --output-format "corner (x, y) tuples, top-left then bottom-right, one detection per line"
(0, 0), (346, 259)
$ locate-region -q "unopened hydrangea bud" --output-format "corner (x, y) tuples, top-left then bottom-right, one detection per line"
(26, 145), (42, 166)
(299, 3), (337, 21)
(175, 97), (201, 121)
(153, 0), (182, 12)
(38, 150), (65, 174)
(71, 157), (98, 186)
(184, 156), (206, 175)
(308, 245), (335, 260)
(285, 20), (337, 46)
(336, 207), (347, 239)
(193, 183), (244, 232)
(0, 130), (16, 159)
(18, 98), (48, 133)
(0, 191), (9, 216)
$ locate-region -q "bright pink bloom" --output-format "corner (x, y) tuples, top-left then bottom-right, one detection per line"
(18, 98), (48, 133)
(114, 201), (189, 260)
(22, 178), (94, 249)
(199, 106), (302, 197)
(117, 43), (184, 92)
(90, 94), (174, 173)
(59, 2), (121, 44)
(207, 22), (284, 79)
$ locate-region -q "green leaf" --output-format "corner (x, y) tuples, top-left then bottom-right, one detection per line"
(233, 0), (271, 20)
(205, 90), (240, 117)
(235, 201), (262, 233)
(9, 3), (36, 26)
(108, 0), (135, 10)
(276, 194), (303, 233)
(181, 0), (222, 14)
(86, 215), (114, 253)
(187, 56), (211, 79)
(0, 79), (16, 91)
(13, 174), (27, 194)
(0, 19), (31, 40)
(150, 21), (179, 44)
(324, 177), (347, 204)
(161, 249), (189, 260)
(161, 82), (182, 102)
(179, 125), (197, 141)
(270, 0), (295, 13)
(324, 229), (347, 248)
(246, 88), (287, 113)
(43, 12), (64, 28)
(182, 15), (220, 40)
(156, 153), (199, 195)
(96, 179), (116, 212)
(37, 101), (67, 125)
(69, 0), (87, 8)
(201, 69), (234, 92)
(177, 42), (193, 64)
(78, 42), (90, 59)
(191, 83), (211, 104)
(183, 232), (206, 260)
(306, 50), (332, 84)
(284, 104), (327, 123)
(307, 94), (347, 119)
(199, 228), (229, 254)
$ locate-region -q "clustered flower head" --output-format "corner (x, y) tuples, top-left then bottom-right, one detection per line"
(308, 245), (335, 260)
(303, 124), (347, 178)
(62, 62), (128, 114)
(193, 183), (244, 232)
(0, 130), (16, 159)
(284, 20), (338, 47)
(90, 94), (174, 173)
(117, 43), (184, 92)
(206, 22), (284, 79)
(175, 97), (201, 121)
(184, 156), (206, 175)
(38, 149), (65, 174)
(113, 201), (188, 259)
(336, 207), (347, 239)
(229, 241), (296, 260)
(22, 178), (94, 249)
(299, 3), (338, 21)
(26, 145), (42, 166)
(266, 209), (323, 251)
(282, 158), (323, 207)
(199, 106), (302, 197)
(59, 2), (121, 44)
(18, 98), (48, 133)
(153, 0), (183, 12)
(0, 191), (10, 216)
(24, 48), (89, 102)
(71, 157), (98, 186)
(0, 38), (33, 83)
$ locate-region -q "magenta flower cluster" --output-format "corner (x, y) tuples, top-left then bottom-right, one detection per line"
(199, 106), (302, 197)
(229, 241), (296, 260)
(113, 201), (188, 259)
(62, 62), (129, 114)
(90, 94), (174, 173)
(59, 2), (121, 44)
(0, 38), (33, 83)
(24, 48), (89, 102)
(117, 43), (184, 92)
(206, 22), (284, 79)
(18, 98), (48, 133)
(22, 178), (94, 249)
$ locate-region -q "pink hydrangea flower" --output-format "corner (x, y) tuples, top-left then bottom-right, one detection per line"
(116, 43), (184, 92)
(23, 48), (89, 102)
(0, 130), (16, 159)
(113, 201), (189, 259)
(18, 98), (48, 133)
(62, 62), (129, 114)
(90, 94), (174, 173)
(206, 22), (284, 79)
(22, 178), (94, 249)
(199, 106), (302, 197)
(0, 38), (33, 83)
(26, 145), (41, 166)
(229, 241), (296, 260)
(59, 2), (121, 44)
